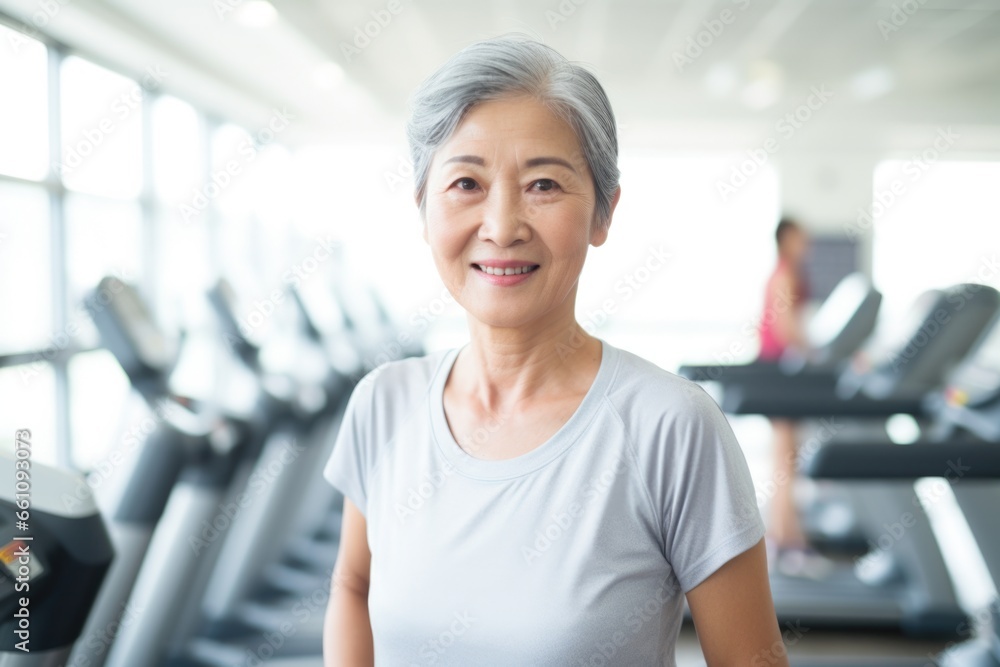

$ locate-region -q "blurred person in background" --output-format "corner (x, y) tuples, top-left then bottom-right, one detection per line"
(757, 217), (827, 577)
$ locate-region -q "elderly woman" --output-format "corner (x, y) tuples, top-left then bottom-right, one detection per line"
(322, 36), (784, 666)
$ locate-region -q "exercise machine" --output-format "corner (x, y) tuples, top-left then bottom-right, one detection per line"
(1, 450), (113, 666)
(797, 312), (1000, 664)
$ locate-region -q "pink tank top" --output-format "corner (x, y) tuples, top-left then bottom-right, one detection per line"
(758, 260), (807, 362)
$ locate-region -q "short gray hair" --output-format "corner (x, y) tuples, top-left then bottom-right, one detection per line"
(406, 35), (620, 229)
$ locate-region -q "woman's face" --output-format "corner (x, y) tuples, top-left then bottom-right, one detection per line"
(422, 95), (617, 330)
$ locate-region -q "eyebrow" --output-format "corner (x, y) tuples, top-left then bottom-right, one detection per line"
(443, 155), (485, 166)
(442, 155), (578, 173)
(524, 156), (578, 173)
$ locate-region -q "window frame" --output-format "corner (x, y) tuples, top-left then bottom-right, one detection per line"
(0, 12), (227, 468)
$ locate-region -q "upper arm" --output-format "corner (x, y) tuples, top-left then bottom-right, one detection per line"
(686, 539), (788, 667)
(325, 499), (374, 667)
(332, 498), (371, 597)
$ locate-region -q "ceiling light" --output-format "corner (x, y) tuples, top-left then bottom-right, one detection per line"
(740, 60), (784, 110)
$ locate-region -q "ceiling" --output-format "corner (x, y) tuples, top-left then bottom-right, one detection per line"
(2, 0), (999, 147)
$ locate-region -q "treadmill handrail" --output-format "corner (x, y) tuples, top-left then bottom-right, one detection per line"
(803, 440), (1000, 480)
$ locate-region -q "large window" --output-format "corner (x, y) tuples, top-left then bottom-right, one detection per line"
(60, 56), (143, 199)
(872, 160), (1000, 323)
(0, 22), (48, 180)
(0, 182), (51, 353)
(0, 17), (293, 471)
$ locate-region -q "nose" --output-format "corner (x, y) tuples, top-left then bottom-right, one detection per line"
(478, 184), (530, 246)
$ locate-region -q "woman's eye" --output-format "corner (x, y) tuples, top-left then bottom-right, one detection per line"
(533, 179), (557, 192)
(455, 178), (478, 191)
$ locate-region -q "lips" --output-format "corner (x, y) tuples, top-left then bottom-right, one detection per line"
(473, 263), (539, 276)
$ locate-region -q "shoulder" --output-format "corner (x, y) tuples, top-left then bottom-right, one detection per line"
(603, 346), (734, 463)
(605, 346), (722, 427)
(346, 347), (454, 423)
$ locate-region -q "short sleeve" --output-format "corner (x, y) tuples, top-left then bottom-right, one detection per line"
(323, 372), (378, 517)
(662, 386), (765, 593)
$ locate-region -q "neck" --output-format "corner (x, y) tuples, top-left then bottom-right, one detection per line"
(456, 295), (601, 413)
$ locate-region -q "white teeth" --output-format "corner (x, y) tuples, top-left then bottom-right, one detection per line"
(477, 264), (537, 276)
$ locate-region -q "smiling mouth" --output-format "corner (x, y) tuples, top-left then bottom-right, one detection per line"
(473, 264), (540, 276)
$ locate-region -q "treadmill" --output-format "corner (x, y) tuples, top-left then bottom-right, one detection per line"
(179, 279), (421, 667)
(687, 284), (1000, 636)
(795, 313), (1000, 665)
(91, 279), (275, 667)
(171, 280), (351, 665)
(68, 276), (248, 667)
(710, 284), (1000, 418)
(681, 271), (882, 385)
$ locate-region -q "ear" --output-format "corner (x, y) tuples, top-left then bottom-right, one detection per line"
(590, 186), (621, 248)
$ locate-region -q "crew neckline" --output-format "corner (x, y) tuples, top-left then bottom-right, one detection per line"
(430, 338), (619, 480)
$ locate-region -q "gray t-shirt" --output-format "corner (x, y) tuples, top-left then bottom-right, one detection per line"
(323, 338), (764, 666)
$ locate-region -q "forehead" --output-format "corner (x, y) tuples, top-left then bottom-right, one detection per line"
(440, 96), (583, 158)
